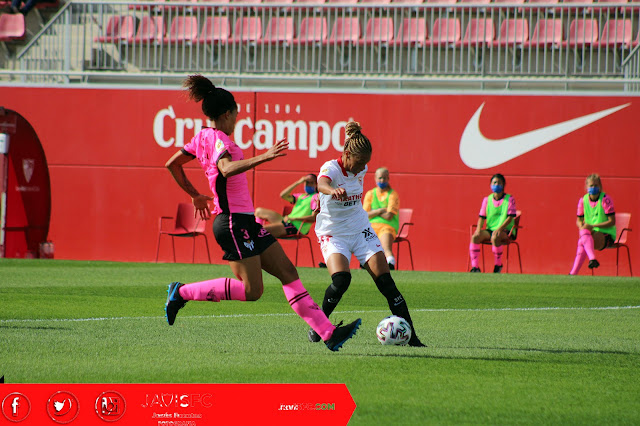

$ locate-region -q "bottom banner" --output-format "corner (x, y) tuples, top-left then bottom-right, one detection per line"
(0, 383), (355, 425)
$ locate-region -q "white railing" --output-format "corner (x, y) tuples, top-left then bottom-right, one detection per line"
(6, 1), (640, 90)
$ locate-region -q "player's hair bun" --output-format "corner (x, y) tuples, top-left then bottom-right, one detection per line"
(345, 121), (362, 138)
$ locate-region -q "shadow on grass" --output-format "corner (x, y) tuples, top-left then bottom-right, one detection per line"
(0, 324), (70, 331)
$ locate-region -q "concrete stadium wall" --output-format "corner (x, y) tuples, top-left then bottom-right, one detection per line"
(1, 85), (638, 275)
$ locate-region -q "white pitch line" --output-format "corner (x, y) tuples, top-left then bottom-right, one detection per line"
(1, 305), (639, 324)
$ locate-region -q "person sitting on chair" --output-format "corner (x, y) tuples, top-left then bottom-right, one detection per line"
(569, 173), (616, 275)
(255, 174), (319, 238)
(363, 167), (399, 270)
(469, 173), (517, 273)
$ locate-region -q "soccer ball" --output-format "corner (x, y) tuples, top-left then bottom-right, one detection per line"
(376, 315), (412, 345)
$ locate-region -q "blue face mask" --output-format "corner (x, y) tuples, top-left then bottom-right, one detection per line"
(377, 182), (388, 190)
(588, 187), (600, 196)
(491, 184), (504, 194)
(304, 185), (316, 195)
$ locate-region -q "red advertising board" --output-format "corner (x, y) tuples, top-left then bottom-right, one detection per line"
(0, 85), (638, 275)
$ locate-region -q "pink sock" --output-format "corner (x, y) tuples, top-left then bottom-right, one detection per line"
(469, 243), (481, 268)
(570, 244), (587, 275)
(282, 279), (335, 341)
(492, 245), (504, 266)
(579, 229), (596, 260)
(179, 278), (247, 302)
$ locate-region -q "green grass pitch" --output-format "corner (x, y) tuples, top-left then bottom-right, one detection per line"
(1, 259), (639, 424)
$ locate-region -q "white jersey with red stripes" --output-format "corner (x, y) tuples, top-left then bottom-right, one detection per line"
(315, 158), (370, 237)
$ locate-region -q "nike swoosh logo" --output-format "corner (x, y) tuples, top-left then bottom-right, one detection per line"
(459, 102), (630, 169)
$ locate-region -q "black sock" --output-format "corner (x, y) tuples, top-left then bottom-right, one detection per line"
(375, 273), (418, 339)
(322, 272), (352, 317)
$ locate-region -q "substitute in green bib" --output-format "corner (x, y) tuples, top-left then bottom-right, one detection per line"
(255, 174), (319, 238)
(469, 174), (518, 273)
(363, 167), (399, 270)
(569, 173), (616, 275)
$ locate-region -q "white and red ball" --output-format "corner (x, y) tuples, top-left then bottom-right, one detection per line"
(376, 315), (412, 345)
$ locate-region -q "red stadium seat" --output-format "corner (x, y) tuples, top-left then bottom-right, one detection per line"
(328, 17), (361, 44)
(394, 18), (428, 46)
(231, 17), (263, 43)
(0, 13), (26, 42)
(427, 17), (461, 46)
(278, 205), (315, 268)
(524, 18), (563, 48)
(596, 19), (633, 48)
(95, 16), (136, 44)
(198, 16), (231, 44)
(155, 203), (211, 264)
(294, 17), (328, 44)
(360, 17), (394, 45)
(133, 16), (165, 44)
(393, 208), (415, 271)
(263, 17), (295, 45)
(164, 16), (199, 44)
(457, 18), (494, 47)
(493, 18), (529, 47)
(563, 18), (599, 47)
(592, 213), (633, 276)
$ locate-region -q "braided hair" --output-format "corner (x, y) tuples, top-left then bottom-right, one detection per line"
(343, 121), (372, 157)
(183, 74), (236, 120)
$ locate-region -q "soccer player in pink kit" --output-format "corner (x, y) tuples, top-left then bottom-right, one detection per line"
(307, 121), (425, 347)
(163, 75), (361, 351)
(569, 173), (616, 275)
(469, 174), (517, 273)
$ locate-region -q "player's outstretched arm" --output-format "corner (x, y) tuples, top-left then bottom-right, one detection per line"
(218, 139), (288, 178)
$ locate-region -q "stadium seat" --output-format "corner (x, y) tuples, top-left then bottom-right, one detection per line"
(0, 13), (26, 42)
(293, 0), (326, 4)
(294, 17), (328, 44)
(394, 17), (428, 46)
(326, 0), (358, 4)
(133, 16), (165, 44)
(524, 18), (563, 48)
(95, 16), (137, 44)
(198, 16), (231, 44)
(277, 205), (315, 268)
(427, 17), (461, 46)
(592, 212), (633, 276)
(456, 18), (494, 47)
(596, 19), (633, 48)
(493, 18), (529, 47)
(231, 17), (263, 43)
(164, 16), (199, 44)
(155, 203), (211, 264)
(393, 208), (415, 271)
(263, 17), (295, 44)
(360, 17), (394, 45)
(391, 0), (424, 4)
(560, 0), (593, 13)
(467, 210), (523, 273)
(328, 17), (361, 44)
(563, 18), (599, 47)
(425, 0), (456, 4)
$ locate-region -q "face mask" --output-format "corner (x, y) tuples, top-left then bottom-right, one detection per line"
(377, 182), (388, 190)
(588, 187), (600, 196)
(491, 184), (504, 194)
(304, 185), (316, 195)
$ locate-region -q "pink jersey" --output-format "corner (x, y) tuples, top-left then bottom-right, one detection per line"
(577, 193), (615, 216)
(479, 194), (517, 217)
(182, 128), (254, 214)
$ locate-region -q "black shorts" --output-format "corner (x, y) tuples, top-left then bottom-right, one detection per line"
(488, 229), (517, 241)
(283, 221), (299, 236)
(598, 233), (615, 251)
(213, 213), (277, 261)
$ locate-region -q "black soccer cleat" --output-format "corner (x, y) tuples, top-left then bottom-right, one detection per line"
(325, 319), (361, 352)
(470, 267), (481, 273)
(408, 336), (426, 347)
(308, 328), (322, 343)
(588, 259), (600, 269)
(165, 282), (187, 326)
(493, 265), (503, 273)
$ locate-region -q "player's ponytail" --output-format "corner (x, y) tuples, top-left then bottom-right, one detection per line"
(183, 74), (236, 120)
(343, 120), (372, 156)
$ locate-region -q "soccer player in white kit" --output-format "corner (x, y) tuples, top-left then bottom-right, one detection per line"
(163, 74), (361, 352)
(308, 121), (424, 347)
